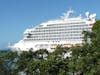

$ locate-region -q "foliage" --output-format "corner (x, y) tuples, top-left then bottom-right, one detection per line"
(0, 50), (18, 75)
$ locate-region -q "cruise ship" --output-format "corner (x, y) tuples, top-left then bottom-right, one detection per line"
(11, 9), (96, 52)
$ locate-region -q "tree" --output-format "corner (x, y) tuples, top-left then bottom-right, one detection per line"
(0, 50), (18, 75)
(68, 20), (100, 75)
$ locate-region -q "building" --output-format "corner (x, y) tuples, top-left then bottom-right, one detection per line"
(11, 9), (96, 52)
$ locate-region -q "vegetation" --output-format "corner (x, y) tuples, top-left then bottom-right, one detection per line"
(0, 20), (100, 75)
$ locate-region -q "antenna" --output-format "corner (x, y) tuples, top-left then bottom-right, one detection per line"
(8, 42), (11, 48)
(78, 14), (82, 18)
(66, 8), (74, 18)
(60, 9), (74, 19)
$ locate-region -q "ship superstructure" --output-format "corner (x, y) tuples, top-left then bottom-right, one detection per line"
(11, 9), (96, 52)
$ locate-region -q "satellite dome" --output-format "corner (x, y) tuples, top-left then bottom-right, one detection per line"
(85, 12), (90, 17)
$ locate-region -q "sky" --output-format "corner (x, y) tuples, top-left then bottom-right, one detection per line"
(0, 0), (100, 49)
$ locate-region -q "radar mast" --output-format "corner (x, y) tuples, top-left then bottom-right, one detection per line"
(61, 9), (74, 19)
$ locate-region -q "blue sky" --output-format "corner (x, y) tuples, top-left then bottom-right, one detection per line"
(0, 0), (100, 49)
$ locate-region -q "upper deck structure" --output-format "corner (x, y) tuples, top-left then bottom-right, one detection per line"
(11, 9), (96, 52)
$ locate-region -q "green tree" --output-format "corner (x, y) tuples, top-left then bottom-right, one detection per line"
(0, 51), (18, 75)
(68, 20), (100, 75)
